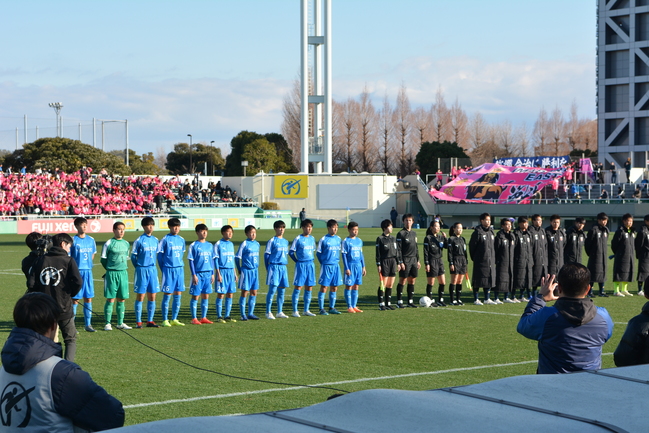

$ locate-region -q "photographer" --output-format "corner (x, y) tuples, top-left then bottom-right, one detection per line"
(517, 263), (614, 374)
(27, 233), (82, 362)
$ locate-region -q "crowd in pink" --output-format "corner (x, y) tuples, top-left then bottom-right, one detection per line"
(0, 168), (176, 216)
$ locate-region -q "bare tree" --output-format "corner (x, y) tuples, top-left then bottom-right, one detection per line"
(341, 98), (359, 172)
(357, 87), (377, 172)
(495, 119), (516, 157)
(565, 100), (581, 152)
(377, 93), (393, 174)
(468, 112), (500, 165)
(580, 119), (597, 151)
(549, 105), (566, 156)
(515, 122), (531, 156)
(280, 79), (302, 169)
(154, 146), (168, 172)
(449, 97), (468, 148)
(431, 87), (449, 142)
(394, 84), (413, 177)
(533, 107), (550, 155)
(412, 106), (431, 145)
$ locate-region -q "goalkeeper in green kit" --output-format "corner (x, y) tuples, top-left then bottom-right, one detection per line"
(101, 221), (132, 331)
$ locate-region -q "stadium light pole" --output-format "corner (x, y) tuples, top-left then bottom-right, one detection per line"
(210, 141), (215, 176)
(187, 134), (193, 174)
(48, 102), (63, 137)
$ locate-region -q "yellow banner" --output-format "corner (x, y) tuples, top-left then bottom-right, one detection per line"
(274, 175), (308, 199)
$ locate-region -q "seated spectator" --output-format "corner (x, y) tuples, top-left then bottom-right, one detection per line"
(617, 186), (625, 200)
(600, 189), (609, 200)
(634, 186), (642, 200)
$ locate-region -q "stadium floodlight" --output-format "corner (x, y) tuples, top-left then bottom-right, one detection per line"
(187, 134), (193, 174)
(48, 102), (63, 137)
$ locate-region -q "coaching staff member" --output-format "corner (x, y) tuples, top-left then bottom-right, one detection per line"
(27, 233), (82, 362)
(0, 293), (124, 431)
(517, 263), (613, 374)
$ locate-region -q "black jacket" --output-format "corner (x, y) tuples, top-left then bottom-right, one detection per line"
(585, 223), (610, 284)
(423, 233), (445, 265)
(447, 235), (466, 267)
(0, 327), (124, 431)
(494, 230), (515, 292)
(396, 228), (419, 262)
(27, 247), (82, 320)
(529, 225), (548, 286)
(512, 228), (533, 290)
(636, 225), (649, 280)
(614, 301), (649, 367)
(564, 225), (585, 265)
(546, 226), (566, 276)
(469, 224), (496, 288)
(611, 226), (636, 282)
(375, 234), (397, 265)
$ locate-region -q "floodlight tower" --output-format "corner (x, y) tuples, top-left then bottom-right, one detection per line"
(48, 102), (63, 137)
(301, 0), (332, 173)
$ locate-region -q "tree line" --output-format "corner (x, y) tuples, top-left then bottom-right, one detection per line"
(282, 81), (597, 176)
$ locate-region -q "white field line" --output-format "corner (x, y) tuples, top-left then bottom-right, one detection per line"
(123, 355), (611, 410)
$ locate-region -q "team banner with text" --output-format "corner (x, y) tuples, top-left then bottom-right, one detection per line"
(274, 175), (309, 199)
(493, 155), (570, 168)
(429, 163), (565, 204)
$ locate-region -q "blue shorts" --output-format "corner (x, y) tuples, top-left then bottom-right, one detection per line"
(216, 268), (237, 294)
(293, 261), (316, 287)
(319, 264), (342, 287)
(190, 271), (214, 296)
(344, 262), (364, 287)
(134, 266), (160, 294)
(266, 263), (289, 288)
(161, 267), (185, 294)
(239, 268), (259, 292)
(73, 269), (95, 299)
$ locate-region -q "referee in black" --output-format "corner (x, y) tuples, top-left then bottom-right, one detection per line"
(396, 213), (420, 308)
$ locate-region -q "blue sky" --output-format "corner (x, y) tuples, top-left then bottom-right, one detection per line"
(0, 0), (596, 156)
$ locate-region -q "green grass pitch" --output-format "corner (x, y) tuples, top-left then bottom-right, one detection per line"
(0, 227), (642, 426)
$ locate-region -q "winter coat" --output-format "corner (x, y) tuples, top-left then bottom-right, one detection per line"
(494, 230), (515, 292)
(512, 228), (533, 290)
(0, 327), (124, 431)
(614, 301), (649, 367)
(469, 224), (496, 288)
(611, 226), (636, 282)
(529, 225), (548, 286)
(546, 226), (566, 276)
(27, 246), (82, 320)
(585, 223), (610, 284)
(564, 225), (586, 265)
(517, 296), (613, 374)
(635, 225), (649, 281)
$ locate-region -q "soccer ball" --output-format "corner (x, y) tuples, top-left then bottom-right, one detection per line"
(419, 296), (433, 308)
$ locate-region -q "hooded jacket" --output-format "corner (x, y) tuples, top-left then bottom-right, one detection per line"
(0, 327), (124, 431)
(585, 223), (610, 284)
(517, 295), (613, 374)
(611, 226), (636, 282)
(614, 301), (649, 367)
(469, 224), (496, 288)
(529, 224), (548, 286)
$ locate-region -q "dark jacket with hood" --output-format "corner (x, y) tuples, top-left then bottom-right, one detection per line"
(0, 327), (124, 431)
(512, 227), (533, 290)
(635, 224), (649, 281)
(614, 301), (649, 367)
(27, 246), (82, 320)
(529, 224), (548, 286)
(469, 224), (496, 288)
(611, 226), (636, 282)
(564, 225), (586, 265)
(546, 226), (566, 276)
(494, 229), (515, 292)
(585, 223), (610, 284)
(517, 295), (613, 374)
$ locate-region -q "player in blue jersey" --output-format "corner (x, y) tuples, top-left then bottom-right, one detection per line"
(70, 217), (97, 332)
(236, 225), (261, 321)
(188, 224), (215, 325)
(265, 220), (290, 319)
(342, 221), (366, 313)
(131, 217), (161, 328)
(214, 225), (237, 323)
(157, 218), (186, 327)
(316, 219), (343, 315)
(289, 219), (317, 317)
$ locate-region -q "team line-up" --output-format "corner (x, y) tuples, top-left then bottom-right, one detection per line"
(27, 210), (645, 333)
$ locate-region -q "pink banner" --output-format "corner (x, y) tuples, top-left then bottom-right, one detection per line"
(17, 218), (117, 235)
(429, 163), (565, 204)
